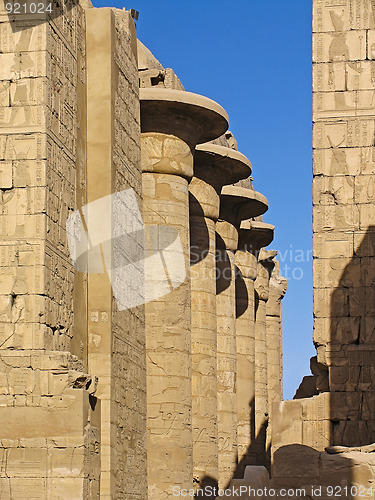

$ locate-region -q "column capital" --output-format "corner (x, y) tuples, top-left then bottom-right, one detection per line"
(140, 88), (228, 149)
(255, 250), (277, 302)
(220, 186), (268, 227)
(190, 144), (252, 220)
(235, 250), (258, 281)
(239, 220), (274, 253)
(236, 221), (274, 281)
(269, 262), (288, 301)
(195, 144), (252, 190)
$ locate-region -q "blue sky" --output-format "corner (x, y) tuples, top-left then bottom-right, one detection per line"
(93, 0), (315, 399)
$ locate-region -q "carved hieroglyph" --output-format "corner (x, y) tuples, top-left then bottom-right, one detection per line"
(86, 9), (147, 499)
(271, 1), (375, 494)
(0, 1), (103, 497)
(141, 133), (193, 499)
(313, 0), (375, 447)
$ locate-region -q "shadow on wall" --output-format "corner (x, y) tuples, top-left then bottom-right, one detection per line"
(268, 228), (375, 496)
(272, 444), (354, 496)
(328, 226), (375, 447)
(190, 192), (210, 266)
(192, 221), (375, 495)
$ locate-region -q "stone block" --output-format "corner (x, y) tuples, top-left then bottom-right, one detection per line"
(313, 146), (375, 177)
(313, 120), (375, 149)
(313, 2), (375, 33)
(314, 90), (375, 121)
(313, 61), (375, 92)
(313, 204), (360, 232)
(0, 133), (47, 161)
(353, 230), (375, 257)
(0, 161), (12, 188)
(272, 400), (303, 449)
(313, 175), (355, 206)
(302, 419), (330, 450)
(330, 391), (361, 421)
(0, 23), (47, 54)
(313, 31), (367, 63)
(272, 444), (320, 479)
(359, 203), (375, 229)
(313, 232), (354, 259)
(313, 257), (360, 289)
(0, 81), (9, 107)
(313, 317), (330, 345)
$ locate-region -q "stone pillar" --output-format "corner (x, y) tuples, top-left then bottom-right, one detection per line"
(266, 261), (287, 408)
(235, 220), (274, 476)
(140, 88), (228, 498)
(249, 224), (275, 467)
(190, 145), (251, 487)
(217, 187), (268, 487)
(86, 10), (146, 498)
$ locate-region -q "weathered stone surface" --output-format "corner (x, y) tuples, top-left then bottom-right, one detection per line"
(190, 144), (251, 487)
(0, 1), (294, 497)
(271, 2), (375, 495)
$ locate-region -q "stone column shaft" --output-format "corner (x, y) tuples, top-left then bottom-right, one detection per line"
(190, 145), (251, 487)
(234, 247), (258, 475)
(216, 189), (268, 485)
(254, 249), (276, 467)
(266, 262), (287, 407)
(190, 212), (218, 483)
(216, 220), (238, 488)
(141, 133), (193, 498)
(140, 87), (228, 498)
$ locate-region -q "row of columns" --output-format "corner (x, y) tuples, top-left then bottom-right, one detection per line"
(139, 87), (286, 498)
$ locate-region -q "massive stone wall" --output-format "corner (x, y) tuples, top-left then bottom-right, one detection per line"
(313, 0), (375, 447)
(85, 7), (146, 498)
(270, 1), (375, 495)
(0, 0), (102, 497)
(0, 2), (147, 498)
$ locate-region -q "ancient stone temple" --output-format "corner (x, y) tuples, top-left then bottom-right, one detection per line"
(0, 1), (285, 498)
(2, 0), (375, 498)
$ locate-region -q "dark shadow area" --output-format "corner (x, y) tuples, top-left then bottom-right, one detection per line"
(216, 233), (232, 295)
(235, 265), (248, 319)
(194, 476), (218, 499)
(328, 226), (375, 447)
(272, 444), (353, 495)
(189, 192), (210, 266)
(254, 290), (259, 323)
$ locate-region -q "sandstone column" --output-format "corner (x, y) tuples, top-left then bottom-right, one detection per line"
(266, 261), (287, 408)
(216, 187), (268, 487)
(250, 225), (275, 465)
(235, 220), (273, 476)
(140, 88), (228, 498)
(86, 9), (146, 498)
(190, 145), (251, 487)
